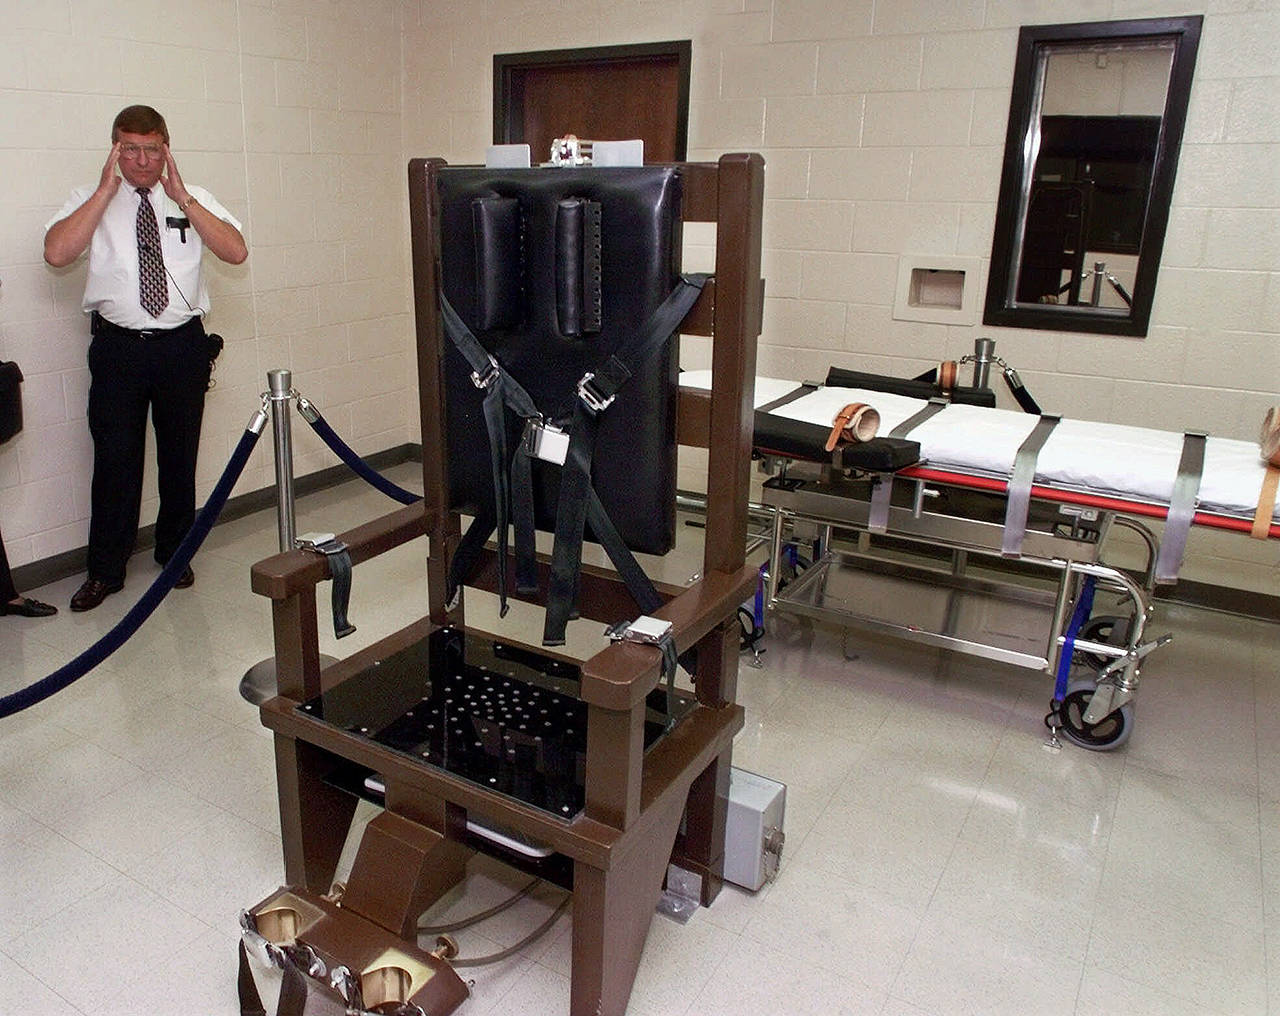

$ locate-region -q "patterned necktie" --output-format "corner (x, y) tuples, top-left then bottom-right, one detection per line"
(136, 187), (168, 317)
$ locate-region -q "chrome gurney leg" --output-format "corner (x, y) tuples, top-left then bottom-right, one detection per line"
(1057, 561), (1170, 724)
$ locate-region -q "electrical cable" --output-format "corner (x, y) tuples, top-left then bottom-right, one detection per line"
(449, 895), (571, 968)
(417, 878), (541, 934)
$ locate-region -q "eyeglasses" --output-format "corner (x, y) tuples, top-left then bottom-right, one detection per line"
(119, 143), (163, 160)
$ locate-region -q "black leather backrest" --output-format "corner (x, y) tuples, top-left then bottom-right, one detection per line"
(437, 166), (684, 556)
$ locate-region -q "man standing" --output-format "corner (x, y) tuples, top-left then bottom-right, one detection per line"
(45, 105), (247, 612)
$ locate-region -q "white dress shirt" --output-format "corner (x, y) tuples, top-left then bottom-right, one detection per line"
(45, 184), (242, 330)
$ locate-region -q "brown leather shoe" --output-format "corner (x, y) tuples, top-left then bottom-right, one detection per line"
(70, 578), (124, 612)
(174, 566), (195, 589)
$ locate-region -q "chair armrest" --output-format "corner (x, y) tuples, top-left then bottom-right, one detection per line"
(579, 562), (758, 711)
(250, 502), (433, 600)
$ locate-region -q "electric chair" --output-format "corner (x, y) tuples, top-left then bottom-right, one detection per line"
(241, 152), (764, 1016)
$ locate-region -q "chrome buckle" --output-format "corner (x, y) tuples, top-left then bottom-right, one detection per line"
(471, 355), (501, 390)
(577, 372), (615, 412)
(605, 615), (673, 646)
(523, 419), (569, 465)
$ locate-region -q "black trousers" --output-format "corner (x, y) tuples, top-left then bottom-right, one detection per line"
(0, 525), (16, 602)
(85, 314), (211, 583)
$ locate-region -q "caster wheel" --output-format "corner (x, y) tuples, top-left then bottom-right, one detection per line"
(432, 933), (459, 960)
(1057, 679), (1133, 751)
(1077, 614), (1130, 670)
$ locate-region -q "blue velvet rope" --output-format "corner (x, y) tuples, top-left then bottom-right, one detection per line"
(303, 410), (422, 506)
(0, 424), (262, 720)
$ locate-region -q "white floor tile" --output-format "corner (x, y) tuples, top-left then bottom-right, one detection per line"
(891, 917), (1081, 1016)
(0, 950), (81, 1016)
(740, 862), (922, 992)
(1084, 893), (1266, 1013)
(0, 471), (1272, 1016)
(689, 936), (886, 1015)
(4, 873), (211, 1013)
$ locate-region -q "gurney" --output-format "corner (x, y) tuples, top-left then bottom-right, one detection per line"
(679, 357), (1280, 750)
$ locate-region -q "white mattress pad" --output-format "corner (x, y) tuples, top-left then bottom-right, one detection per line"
(679, 370), (1277, 523)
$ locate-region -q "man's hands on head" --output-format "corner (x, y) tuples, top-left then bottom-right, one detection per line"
(45, 142), (123, 266)
(160, 145), (190, 206)
(98, 142), (122, 199)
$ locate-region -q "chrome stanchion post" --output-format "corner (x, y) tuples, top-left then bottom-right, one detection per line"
(241, 368), (337, 704)
(972, 337), (994, 389)
(268, 369), (297, 553)
(1090, 261), (1106, 307)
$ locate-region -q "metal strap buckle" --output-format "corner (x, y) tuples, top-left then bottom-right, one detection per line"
(471, 354), (500, 390)
(522, 418), (569, 465)
(577, 372), (615, 412)
(605, 615), (673, 646)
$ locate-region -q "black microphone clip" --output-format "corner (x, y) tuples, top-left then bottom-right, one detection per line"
(165, 216), (190, 243)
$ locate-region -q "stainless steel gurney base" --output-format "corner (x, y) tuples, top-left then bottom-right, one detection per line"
(774, 549), (1063, 672)
(761, 467), (1166, 749)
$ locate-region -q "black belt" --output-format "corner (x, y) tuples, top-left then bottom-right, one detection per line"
(91, 312), (203, 340)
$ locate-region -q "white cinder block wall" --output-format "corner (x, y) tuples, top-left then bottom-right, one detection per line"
(0, 0), (1276, 595)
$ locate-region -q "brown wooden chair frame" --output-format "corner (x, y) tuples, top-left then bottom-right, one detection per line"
(250, 152), (763, 1016)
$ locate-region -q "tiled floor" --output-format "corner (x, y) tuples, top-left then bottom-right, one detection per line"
(1, 462), (1277, 1015)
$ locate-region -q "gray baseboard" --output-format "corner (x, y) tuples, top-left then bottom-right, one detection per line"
(1153, 578), (1279, 623)
(12, 443), (422, 593)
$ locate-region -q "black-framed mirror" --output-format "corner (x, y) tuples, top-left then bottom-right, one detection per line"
(984, 16), (1202, 337)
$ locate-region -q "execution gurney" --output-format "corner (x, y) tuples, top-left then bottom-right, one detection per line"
(680, 360), (1279, 750)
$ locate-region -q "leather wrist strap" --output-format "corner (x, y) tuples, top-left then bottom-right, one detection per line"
(1254, 466), (1279, 540)
(825, 402), (880, 451)
(937, 360), (958, 394)
(299, 535), (356, 638)
(1253, 407), (1280, 539)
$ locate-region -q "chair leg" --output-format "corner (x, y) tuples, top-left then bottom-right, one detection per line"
(569, 792), (687, 1016)
(274, 734), (358, 893)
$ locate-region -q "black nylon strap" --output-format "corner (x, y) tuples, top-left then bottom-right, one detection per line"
(301, 538), (357, 639)
(277, 958), (308, 1016)
(482, 383), (513, 616)
(544, 403), (600, 644)
(591, 274), (708, 389)
(511, 439), (539, 594)
(543, 274), (709, 645)
(238, 941), (266, 1016)
(440, 294), (542, 616)
(441, 275), (706, 644)
(446, 505), (497, 609)
(327, 546), (356, 638)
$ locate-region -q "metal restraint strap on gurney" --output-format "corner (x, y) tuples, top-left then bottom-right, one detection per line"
(1002, 413), (1061, 557)
(756, 382), (820, 415)
(1154, 431), (1207, 583)
(866, 397), (950, 532)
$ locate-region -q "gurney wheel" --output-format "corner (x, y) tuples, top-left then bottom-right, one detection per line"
(1057, 679), (1133, 751)
(1077, 614), (1130, 670)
